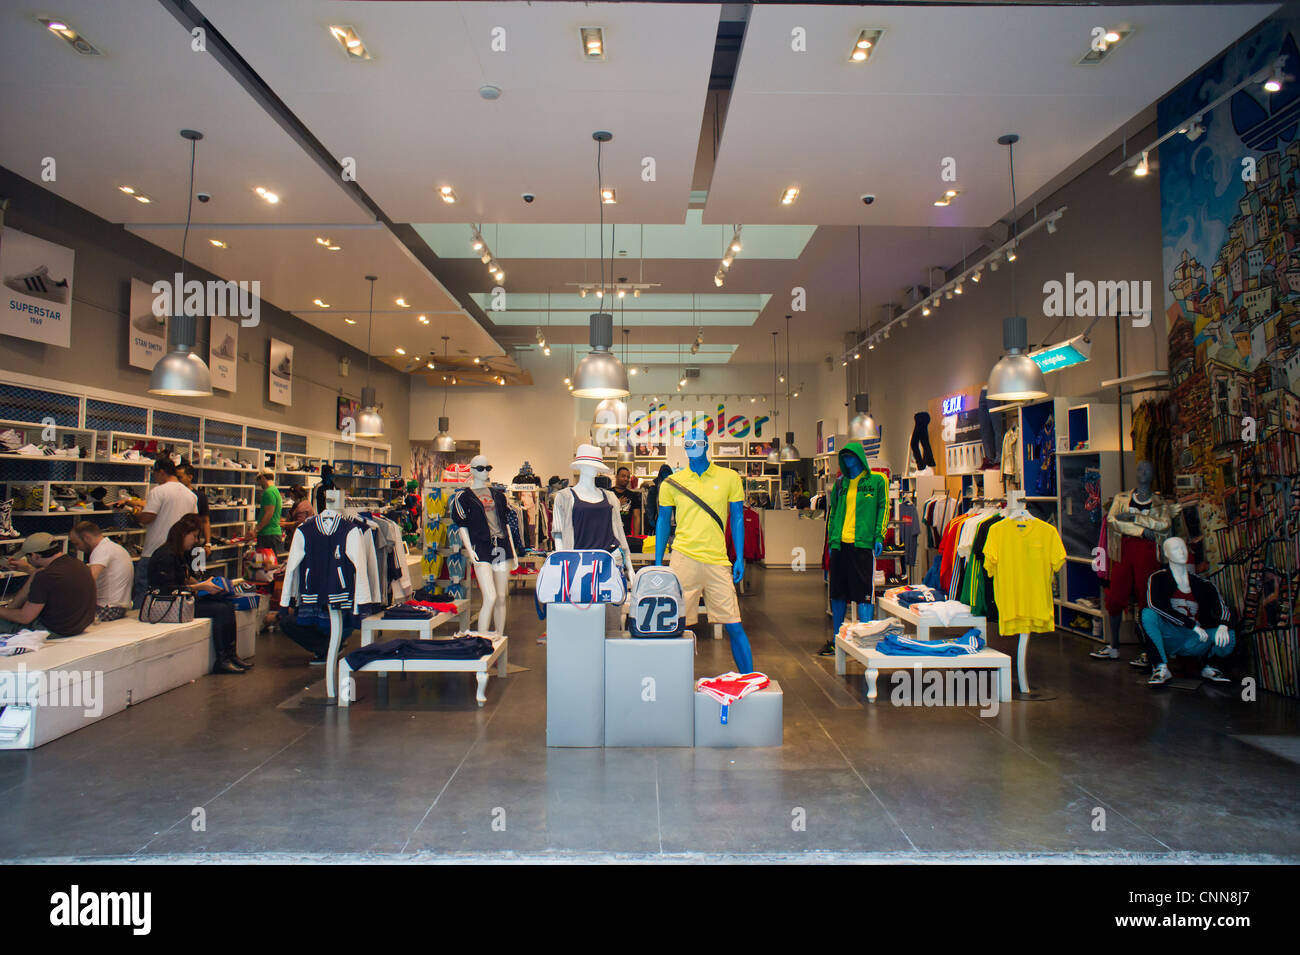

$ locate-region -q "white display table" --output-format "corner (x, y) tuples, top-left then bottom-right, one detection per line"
(339, 634), (507, 707)
(835, 636), (1012, 704)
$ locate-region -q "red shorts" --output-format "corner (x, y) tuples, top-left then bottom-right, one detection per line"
(1104, 534), (1160, 616)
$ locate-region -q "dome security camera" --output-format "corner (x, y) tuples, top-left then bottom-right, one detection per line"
(861, 193), (875, 205)
(522, 192), (536, 203)
(196, 192), (211, 203)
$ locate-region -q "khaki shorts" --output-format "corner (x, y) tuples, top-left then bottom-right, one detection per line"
(670, 551), (740, 625)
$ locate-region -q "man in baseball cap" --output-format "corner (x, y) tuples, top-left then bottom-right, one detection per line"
(1, 532), (97, 636)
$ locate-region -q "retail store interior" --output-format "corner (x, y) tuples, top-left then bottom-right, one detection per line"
(0, 1), (1298, 864)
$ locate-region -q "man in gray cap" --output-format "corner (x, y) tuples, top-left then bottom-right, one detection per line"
(0, 532), (97, 637)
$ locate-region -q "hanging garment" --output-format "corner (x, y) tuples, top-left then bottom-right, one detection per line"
(1106, 491), (1179, 559)
(978, 389), (1003, 465)
(725, 505), (766, 561)
(897, 499), (921, 567)
(280, 513), (377, 611)
(982, 517), (1066, 634)
(1001, 427), (1020, 482)
(910, 412), (936, 470)
(695, 672), (771, 724)
(962, 513), (1004, 618)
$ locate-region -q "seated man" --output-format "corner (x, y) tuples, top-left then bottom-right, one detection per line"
(1139, 536), (1235, 686)
(69, 521), (135, 622)
(0, 533), (97, 637)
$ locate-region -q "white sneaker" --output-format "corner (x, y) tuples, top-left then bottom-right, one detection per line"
(1089, 646), (1120, 660)
(17, 443), (50, 456)
(1128, 652), (1150, 669)
(5, 265), (69, 304)
(122, 449), (142, 462)
(0, 429), (22, 452)
(1148, 663), (1172, 685)
(1200, 666), (1230, 683)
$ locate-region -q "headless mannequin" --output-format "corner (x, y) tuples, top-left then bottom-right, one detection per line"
(553, 462), (634, 571)
(1105, 460), (1160, 651)
(654, 427), (753, 673)
(829, 452), (885, 637)
(457, 455), (516, 634)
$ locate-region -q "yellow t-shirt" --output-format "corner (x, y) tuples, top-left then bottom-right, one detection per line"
(659, 463), (744, 566)
(841, 475), (862, 544)
(982, 517), (1066, 634)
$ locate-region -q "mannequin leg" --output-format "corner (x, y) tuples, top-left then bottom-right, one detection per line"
(723, 622), (753, 674)
(491, 564), (510, 633)
(1107, 614), (1124, 650)
(473, 561), (497, 632)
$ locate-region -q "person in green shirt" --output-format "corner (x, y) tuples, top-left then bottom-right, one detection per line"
(253, 469), (284, 551)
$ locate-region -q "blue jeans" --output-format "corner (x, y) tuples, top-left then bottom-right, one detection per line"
(131, 559), (151, 609)
(1139, 609), (1235, 666)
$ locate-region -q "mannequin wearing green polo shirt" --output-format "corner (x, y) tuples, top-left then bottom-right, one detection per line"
(654, 427), (753, 672)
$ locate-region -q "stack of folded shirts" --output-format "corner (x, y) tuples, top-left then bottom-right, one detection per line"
(382, 605), (434, 620)
(836, 618), (904, 648)
(405, 599), (459, 614)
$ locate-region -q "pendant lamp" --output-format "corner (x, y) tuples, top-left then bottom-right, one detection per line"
(433, 335), (456, 451)
(778, 315), (800, 460)
(150, 129), (213, 397)
(572, 131), (630, 398)
(986, 134), (1048, 402)
(354, 275), (385, 437)
(846, 227), (878, 440)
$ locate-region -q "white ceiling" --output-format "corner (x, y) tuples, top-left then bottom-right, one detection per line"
(200, 0), (722, 224)
(127, 224), (504, 359)
(0, 0), (371, 226)
(706, 3), (1279, 226)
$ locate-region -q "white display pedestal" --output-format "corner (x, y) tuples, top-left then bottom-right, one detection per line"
(603, 634), (695, 747)
(546, 603), (606, 747)
(694, 680), (783, 747)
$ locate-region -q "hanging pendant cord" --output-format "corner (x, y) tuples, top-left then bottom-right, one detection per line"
(1008, 142), (1019, 317)
(597, 138), (605, 299)
(180, 137), (196, 284)
(365, 278), (374, 388)
(856, 225), (863, 394)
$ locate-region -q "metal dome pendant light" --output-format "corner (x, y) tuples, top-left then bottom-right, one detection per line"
(150, 129), (213, 397)
(354, 275), (385, 438)
(573, 131), (629, 398)
(779, 314), (800, 461)
(987, 133), (1048, 402)
(767, 331), (782, 463)
(433, 335), (456, 451)
(847, 226), (878, 440)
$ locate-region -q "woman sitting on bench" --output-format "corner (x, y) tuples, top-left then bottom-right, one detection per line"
(147, 514), (250, 675)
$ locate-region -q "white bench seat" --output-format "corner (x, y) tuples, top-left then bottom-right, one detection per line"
(0, 616), (212, 749)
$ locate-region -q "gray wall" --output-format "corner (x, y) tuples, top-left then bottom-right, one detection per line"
(0, 166), (410, 466)
(866, 121), (1166, 469)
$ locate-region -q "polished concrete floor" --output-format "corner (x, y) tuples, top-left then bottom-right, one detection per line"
(2, 571), (1297, 862)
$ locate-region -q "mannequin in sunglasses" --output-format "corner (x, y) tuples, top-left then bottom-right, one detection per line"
(654, 427), (753, 672)
(450, 454), (520, 633)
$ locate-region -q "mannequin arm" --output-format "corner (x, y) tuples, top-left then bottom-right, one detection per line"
(457, 526), (480, 563)
(730, 500), (745, 584)
(655, 505), (673, 565)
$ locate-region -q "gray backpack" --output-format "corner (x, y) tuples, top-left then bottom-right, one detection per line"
(627, 565), (685, 638)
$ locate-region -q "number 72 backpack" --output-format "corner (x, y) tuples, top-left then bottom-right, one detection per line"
(627, 565), (686, 639)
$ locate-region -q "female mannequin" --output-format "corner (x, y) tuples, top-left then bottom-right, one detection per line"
(552, 444), (633, 572)
(451, 454), (518, 634)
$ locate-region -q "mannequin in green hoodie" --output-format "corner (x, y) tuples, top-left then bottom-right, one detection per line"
(819, 441), (889, 656)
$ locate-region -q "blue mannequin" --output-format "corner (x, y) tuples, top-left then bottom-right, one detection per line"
(655, 428), (754, 673)
(828, 451), (884, 637)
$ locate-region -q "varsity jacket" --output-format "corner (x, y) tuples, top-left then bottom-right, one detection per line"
(450, 486), (523, 564)
(1146, 568), (1231, 631)
(1107, 490), (1178, 559)
(826, 441), (889, 551)
(280, 514), (377, 611)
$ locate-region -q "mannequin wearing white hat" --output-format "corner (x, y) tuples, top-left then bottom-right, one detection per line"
(452, 454), (518, 634)
(553, 444), (633, 578)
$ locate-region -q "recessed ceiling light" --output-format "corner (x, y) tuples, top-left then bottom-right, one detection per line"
(315, 236), (332, 246)
(313, 298), (330, 308)
(1104, 30), (1121, 43)
(945, 189), (958, 198)
(473, 357), (481, 364)
(601, 187), (616, 204)
(849, 29), (883, 64)
(395, 347), (406, 355)
(38, 17), (100, 55)
(780, 186), (800, 205)
(418, 315), (429, 324)
(208, 239), (227, 249)
(134, 194), (151, 204)
(118, 185), (136, 195)
(254, 186), (280, 204)
(327, 245), (340, 252)
(427, 363), (435, 370)
(328, 25), (370, 60)
(344, 318), (357, 325)
(395, 298), (409, 308)
(439, 185), (457, 204)
(933, 199), (948, 207)
(580, 27), (605, 60)
(1079, 28), (1131, 65)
